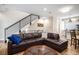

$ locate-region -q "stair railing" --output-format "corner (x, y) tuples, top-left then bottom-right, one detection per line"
(4, 14), (40, 43)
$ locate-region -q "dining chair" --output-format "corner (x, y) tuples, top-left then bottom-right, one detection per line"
(70, 30), (76, 45)
(70, 30), (79, 49)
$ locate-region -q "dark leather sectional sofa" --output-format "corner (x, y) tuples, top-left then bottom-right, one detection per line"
(8, 33), (68, 55)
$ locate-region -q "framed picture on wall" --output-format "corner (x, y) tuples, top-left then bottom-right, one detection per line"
(37, 23), (44, 27)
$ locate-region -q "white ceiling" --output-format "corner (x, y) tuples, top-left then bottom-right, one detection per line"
(0, 4), (79, 18)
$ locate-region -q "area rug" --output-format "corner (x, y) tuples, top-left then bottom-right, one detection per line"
(23, 45), (60, 55)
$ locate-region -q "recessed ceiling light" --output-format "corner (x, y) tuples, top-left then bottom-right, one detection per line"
(43, 8), (47, 11)
(59, 6), (73, 13)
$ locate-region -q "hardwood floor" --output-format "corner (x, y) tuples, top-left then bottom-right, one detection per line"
(0, 41), (7, 55)
(61, 40), (79, 55)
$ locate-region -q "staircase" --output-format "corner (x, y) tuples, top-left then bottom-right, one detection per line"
(4, 14), (40, 42)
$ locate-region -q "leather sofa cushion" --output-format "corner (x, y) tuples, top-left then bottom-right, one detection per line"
(46, 38), (67, 45)
(33, 33), (42, 38)
(23, 33), (34, 40)
(47, 33), (54, 39)
(53, 33), (60, 40)
(47, 33), (60, 40)
(23, 33), (42, 40)
(11, 38), (44, 48)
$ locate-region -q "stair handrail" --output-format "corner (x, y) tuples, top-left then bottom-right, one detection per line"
(4, 14), (40, 43)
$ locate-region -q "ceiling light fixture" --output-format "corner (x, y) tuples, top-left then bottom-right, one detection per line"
(43, 8), (47, 11)
(59, 6), (73, 13)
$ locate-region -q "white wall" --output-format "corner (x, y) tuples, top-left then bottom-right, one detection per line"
(52, 16), (59, 33)
(0, 9), (29, 40)
(21, 16), (55, 33)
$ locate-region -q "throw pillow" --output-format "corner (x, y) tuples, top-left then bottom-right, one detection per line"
(8, 34), (22, 45)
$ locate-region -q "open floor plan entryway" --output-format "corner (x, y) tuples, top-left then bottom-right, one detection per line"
(0, 4), (79, 55)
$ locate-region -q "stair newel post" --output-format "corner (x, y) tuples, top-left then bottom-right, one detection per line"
(4, 28), (7, 43)
(38, 16), (40, 19)
(30, 14), (32, 25)
(19, 21), (21, 34)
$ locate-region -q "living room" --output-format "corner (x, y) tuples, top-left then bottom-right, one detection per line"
(0, 4), (79, 55)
